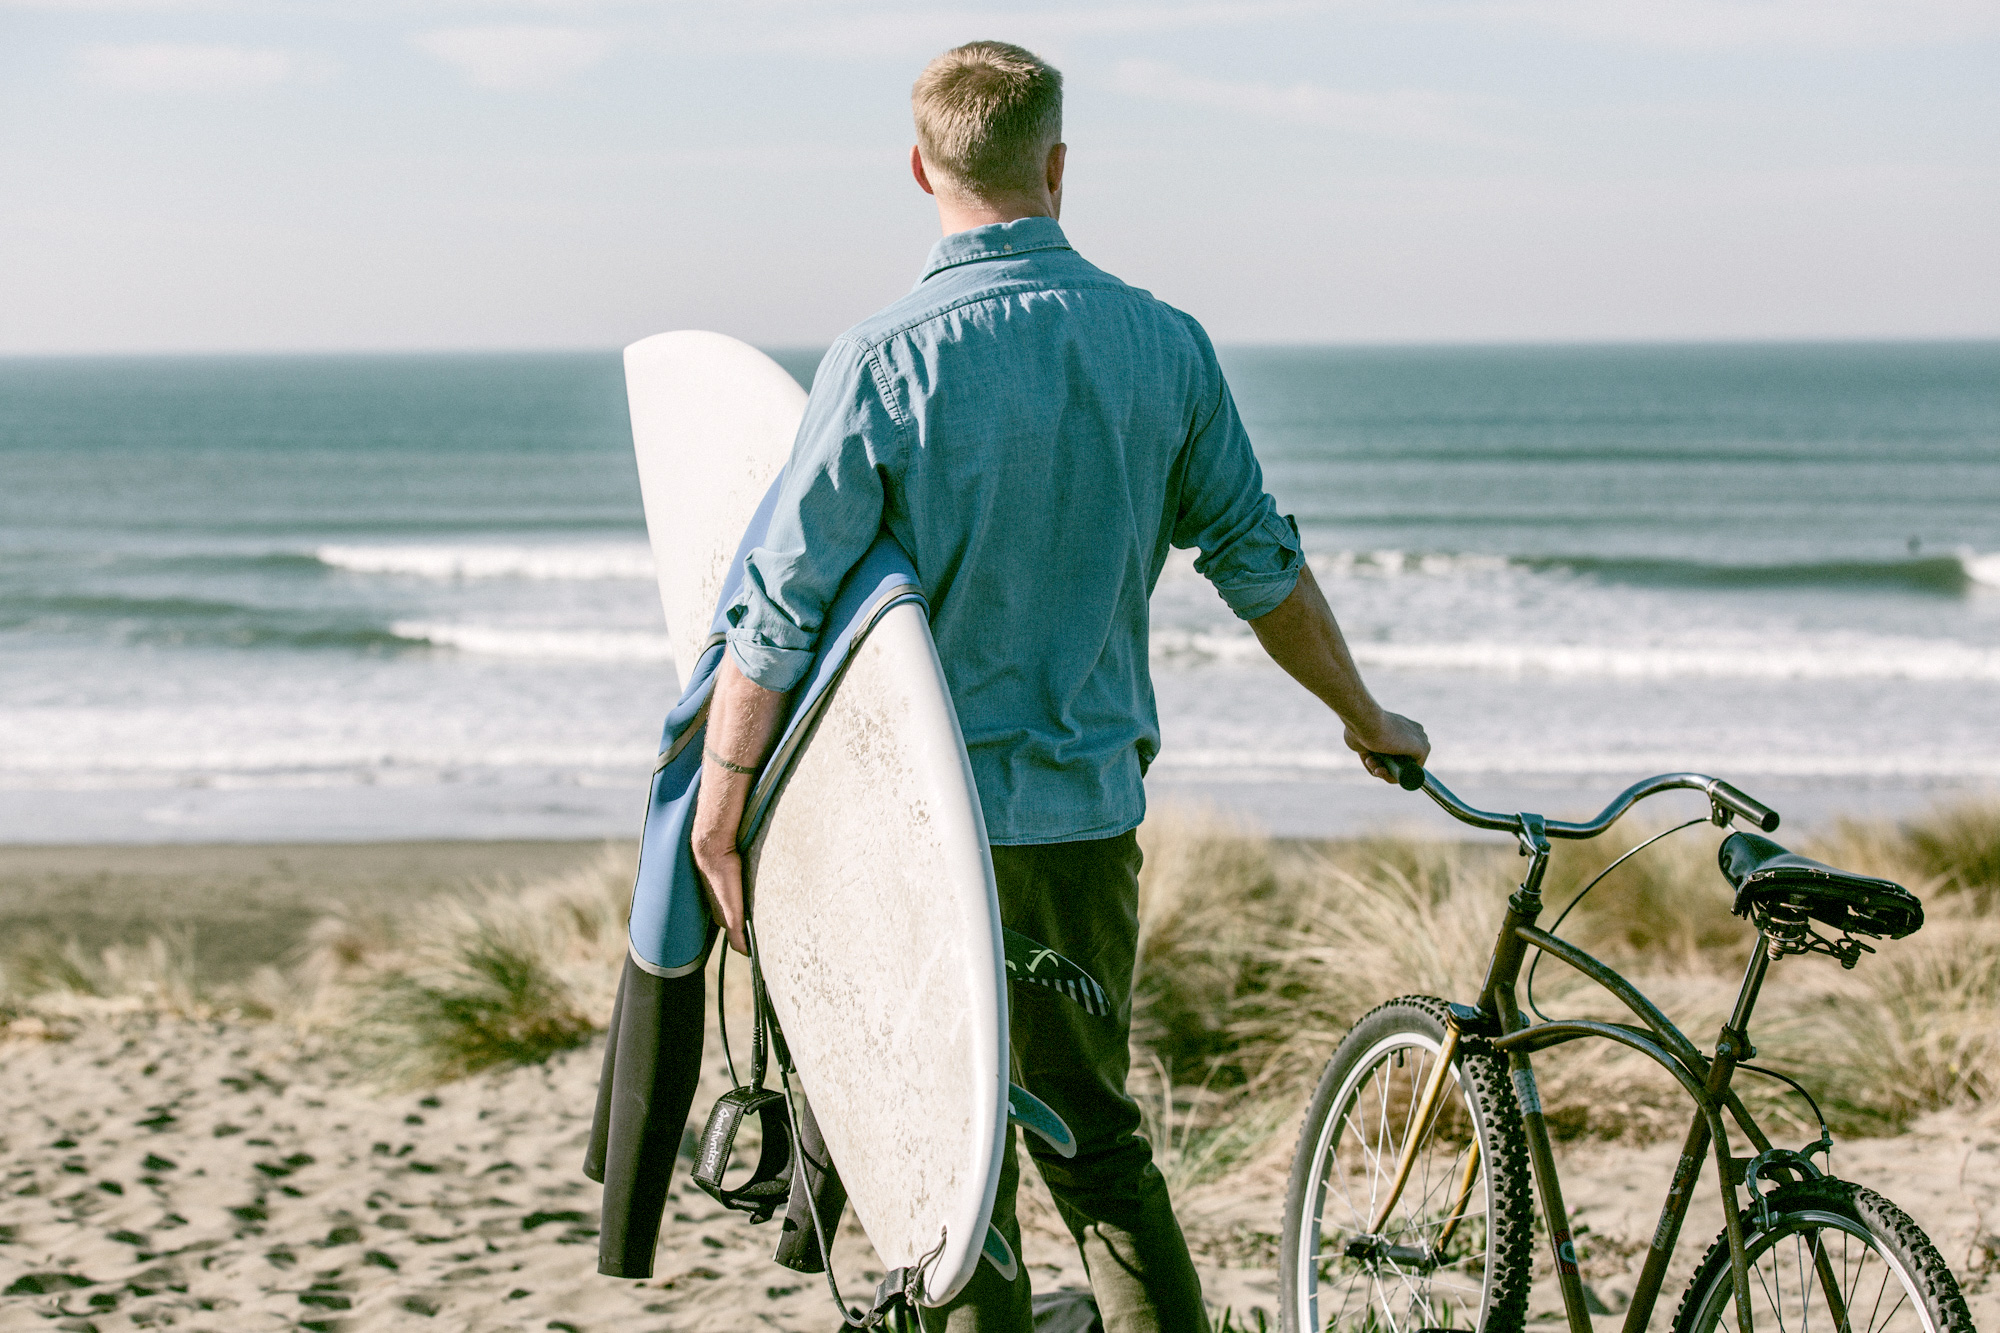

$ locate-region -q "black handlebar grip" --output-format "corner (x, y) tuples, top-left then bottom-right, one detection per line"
(1369, 752), (1427, 792)
(1712, 780), (1780, 832)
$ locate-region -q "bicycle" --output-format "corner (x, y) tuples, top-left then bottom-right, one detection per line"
(1279, 757), (1976, 1333)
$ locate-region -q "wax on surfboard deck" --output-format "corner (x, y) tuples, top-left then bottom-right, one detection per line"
(624, 330), (1009, 1304)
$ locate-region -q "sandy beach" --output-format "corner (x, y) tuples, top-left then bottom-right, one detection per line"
(0, 991), (1273, 1329)
(3, 1011), (1995, 1331)
(4, 838), (1997, 1330)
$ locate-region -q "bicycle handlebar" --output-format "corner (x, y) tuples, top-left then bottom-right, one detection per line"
(1365, 753), (1780, 838)
(1372, 751), (1427, 791)
(1708, 780), (1780, 832)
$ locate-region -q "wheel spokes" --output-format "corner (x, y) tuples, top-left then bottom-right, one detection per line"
(1305, 1040), (1490, 1332)
(1718, 1219), (1934, 1333)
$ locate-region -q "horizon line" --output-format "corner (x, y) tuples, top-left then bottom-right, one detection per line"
(4, 334), (1999, 361)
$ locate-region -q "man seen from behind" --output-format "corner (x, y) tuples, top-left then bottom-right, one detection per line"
(691, 40), (1430, 1333)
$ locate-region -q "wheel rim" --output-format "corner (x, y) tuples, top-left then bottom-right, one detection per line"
(1295, 1032), (1493, 1332)
(1691, 1208), (1941, 1333)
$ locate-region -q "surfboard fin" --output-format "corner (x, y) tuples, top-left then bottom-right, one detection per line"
(1001, 928), (1111, 1017)
(1007, 1083), (1077, 1158)
(981, 1224), (1019, 1282)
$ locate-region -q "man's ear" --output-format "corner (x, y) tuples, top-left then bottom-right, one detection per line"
(1045, 142), (1066, 197)
(911, 145), (937, 197)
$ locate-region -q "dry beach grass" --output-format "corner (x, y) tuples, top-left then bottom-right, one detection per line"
(3, 802), (1998, 1329)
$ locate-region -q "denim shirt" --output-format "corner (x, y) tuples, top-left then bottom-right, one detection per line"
(727, 217), (1301, 846)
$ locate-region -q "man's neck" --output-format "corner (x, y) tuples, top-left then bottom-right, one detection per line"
(935, 195), (1056, 236)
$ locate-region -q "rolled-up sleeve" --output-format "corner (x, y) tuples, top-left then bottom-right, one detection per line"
(1169, 330), (1304, 620)
(726, 340), (899, 691)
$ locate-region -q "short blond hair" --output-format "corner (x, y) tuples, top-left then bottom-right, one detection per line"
(912, 41), (1063, 201)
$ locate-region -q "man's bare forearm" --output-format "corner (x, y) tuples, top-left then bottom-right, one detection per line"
(690, 654), (789, 952)
(1249, 563), (1430, 779)
(702, 655), (789, 819)
(1250, 564), (1383, 729)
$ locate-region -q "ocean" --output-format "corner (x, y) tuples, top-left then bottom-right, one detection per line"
(2, 343), (1996, 842)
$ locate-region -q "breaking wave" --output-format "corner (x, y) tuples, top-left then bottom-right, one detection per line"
(0, 744), (651, 784)
(1150, 748), (2000, 782)
(1523, 550), (2000, 595)
(1156, 547), (2000, 593)
(317, 543), (655, 581)
(0, 592), (415, 651)
(1151, 630), (2000, 681)
(389, 621), (676, 663)
(41, 542), (1998, 596)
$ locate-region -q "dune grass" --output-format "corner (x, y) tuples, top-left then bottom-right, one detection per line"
(1125, 798), (2000, 1156)
(296, 849), (634, 1086)
(0, 925), (261, 1029)
(4, 803), (1995, 1156)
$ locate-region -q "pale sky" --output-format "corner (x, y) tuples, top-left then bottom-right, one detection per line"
(3, 0), (1997, 354)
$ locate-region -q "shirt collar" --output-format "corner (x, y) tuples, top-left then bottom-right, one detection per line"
(918, 216), (1072, 282)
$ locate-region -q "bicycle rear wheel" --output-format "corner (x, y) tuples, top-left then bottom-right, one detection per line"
(1671, 1178), (1973, 1333)
(1280, 997), (1534, 1333)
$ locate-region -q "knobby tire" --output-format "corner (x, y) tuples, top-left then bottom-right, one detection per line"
(1279, 996), (1535, 1333)
(1670, 1178), (1974, 1333)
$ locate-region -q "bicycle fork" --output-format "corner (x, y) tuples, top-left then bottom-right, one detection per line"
(1478, 820), (1596, 1333)
(1360, 817), (1598, 1333)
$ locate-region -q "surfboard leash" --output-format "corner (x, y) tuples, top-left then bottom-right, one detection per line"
(776, 1063), (940, 1331)
(722, 932), (1097, 1324)
(714, 940), (739, 1087)
(690, 931), (794, 1224)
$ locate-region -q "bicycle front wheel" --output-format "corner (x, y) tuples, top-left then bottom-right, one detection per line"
(1280, 997), (1534, 1333)
(1671, 1178), (1974, 1333)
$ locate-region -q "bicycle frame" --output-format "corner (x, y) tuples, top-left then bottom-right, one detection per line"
(1358, 770), (1834, 1333)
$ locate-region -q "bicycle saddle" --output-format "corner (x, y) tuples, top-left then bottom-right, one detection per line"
(1717, 832), (1923, 940)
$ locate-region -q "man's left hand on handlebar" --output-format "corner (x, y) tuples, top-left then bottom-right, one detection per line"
(1345, 709), (1430, 784)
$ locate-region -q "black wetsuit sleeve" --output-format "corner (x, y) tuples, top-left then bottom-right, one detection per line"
(586, 955), (707, 1277)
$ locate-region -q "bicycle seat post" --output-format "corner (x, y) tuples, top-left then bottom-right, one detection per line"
(1724, 934), (1775, 1049)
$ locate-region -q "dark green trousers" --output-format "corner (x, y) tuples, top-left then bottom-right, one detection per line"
(923, 830), (1211, 1333)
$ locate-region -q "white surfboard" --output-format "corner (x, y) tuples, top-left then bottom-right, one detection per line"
(625, 331), (1009, 1305)
(625, 331), (811, 684)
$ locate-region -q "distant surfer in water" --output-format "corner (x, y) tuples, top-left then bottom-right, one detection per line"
(692, 40), (1429, 1332)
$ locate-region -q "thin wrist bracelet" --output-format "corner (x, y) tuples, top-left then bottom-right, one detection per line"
(704, 748), (760, 776)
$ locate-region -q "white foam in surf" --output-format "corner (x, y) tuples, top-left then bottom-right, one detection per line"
(1151, 748), (2000, 783)
(1155, 545), (2000, 590)
(1150, 628), (2000, 681)
(1151, 630), (1270, 663)
(318, 543), (655, 581)
(391, 621), (675, 663)
(1314, 550), (1512, 578)
(1156, 548), (1512, 582)
(1965, 549), (2000, 588)
(0, 742), (651, 784)
(1353, 640), (2000, 682)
